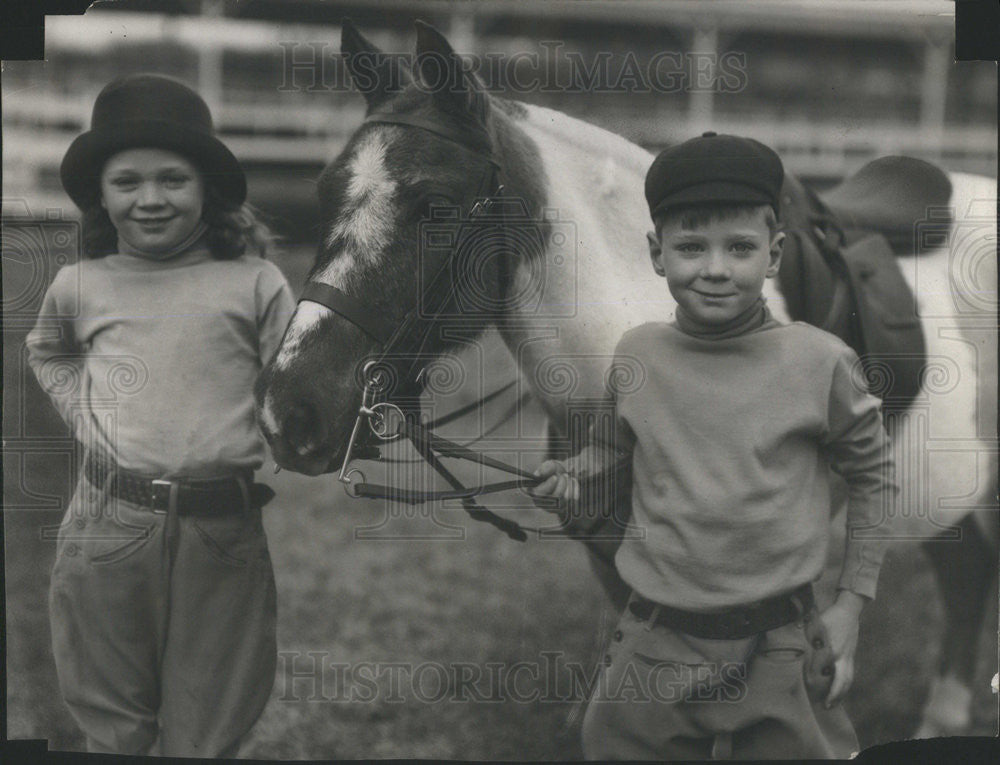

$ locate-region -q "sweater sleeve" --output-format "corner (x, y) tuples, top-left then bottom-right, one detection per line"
(255, 261), (296, 366)
(582, 339), (638, 461)
(25, 266), (85, 429)
(823, 347), (898, 600)
(563, 344), (635, 534)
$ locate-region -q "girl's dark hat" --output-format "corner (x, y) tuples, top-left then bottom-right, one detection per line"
(60, 73), (246, 209)
(645, 132), (784, 220)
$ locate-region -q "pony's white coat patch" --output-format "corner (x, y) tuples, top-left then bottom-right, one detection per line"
(272, 301), (330, 370)
(318, 131), (397, 286)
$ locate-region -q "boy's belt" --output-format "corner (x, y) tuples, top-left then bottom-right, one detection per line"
(83, 452), (272, 516)
(628, 583), (815, 640)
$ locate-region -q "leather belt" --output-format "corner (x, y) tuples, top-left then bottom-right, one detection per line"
(628, 583), (815, 641)
(82, 452), (270, 516)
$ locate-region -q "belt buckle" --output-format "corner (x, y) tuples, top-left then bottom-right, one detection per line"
(150, 479), (173, 514)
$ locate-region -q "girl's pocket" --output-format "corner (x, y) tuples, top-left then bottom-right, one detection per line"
(191, 508), (265, 568)
(60, 480), (157, 566)
(86, 495), (158, 566)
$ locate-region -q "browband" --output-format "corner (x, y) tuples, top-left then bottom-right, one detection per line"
(299, 281), (396, 345)
(364, 110), (499, 167)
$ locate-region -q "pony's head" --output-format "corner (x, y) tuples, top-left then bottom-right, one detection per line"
(255, 21), (542, 474)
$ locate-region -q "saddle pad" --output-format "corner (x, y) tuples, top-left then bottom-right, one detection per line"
(819, 156), (953, 255)
(841, 233), (927, 406)
(778, 171), (928, 408)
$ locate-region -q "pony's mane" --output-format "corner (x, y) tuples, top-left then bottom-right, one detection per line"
(502, 99), (654, 176)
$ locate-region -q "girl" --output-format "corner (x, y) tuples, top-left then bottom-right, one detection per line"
(27, 73), (296, 757)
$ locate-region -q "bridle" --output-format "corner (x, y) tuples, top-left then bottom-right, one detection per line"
(297, 108), (543, 542)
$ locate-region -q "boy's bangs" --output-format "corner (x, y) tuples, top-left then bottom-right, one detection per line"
(657, 204), (778, 235)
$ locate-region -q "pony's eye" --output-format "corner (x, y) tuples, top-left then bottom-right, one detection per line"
(415, 195), (453, 220)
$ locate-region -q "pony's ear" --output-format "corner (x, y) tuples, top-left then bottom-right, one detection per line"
(413, 19), (489, 124)
(341, 18), (411, 109)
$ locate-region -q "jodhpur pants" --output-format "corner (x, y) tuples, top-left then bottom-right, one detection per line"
(581, 594), (858, 760)
(49, 473), (277, 757)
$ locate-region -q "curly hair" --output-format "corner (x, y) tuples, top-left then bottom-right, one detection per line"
(81, 180), (277, 260)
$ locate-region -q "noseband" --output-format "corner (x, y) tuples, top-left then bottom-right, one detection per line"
(297, 109), (541, 542)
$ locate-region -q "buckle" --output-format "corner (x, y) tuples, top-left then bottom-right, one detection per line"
(150, 479), (173, 514)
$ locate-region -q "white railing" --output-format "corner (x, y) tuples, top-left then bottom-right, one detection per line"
(46, 4), (954, 55)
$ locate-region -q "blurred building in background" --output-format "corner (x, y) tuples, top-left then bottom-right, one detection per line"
(3, 0), (995, 243)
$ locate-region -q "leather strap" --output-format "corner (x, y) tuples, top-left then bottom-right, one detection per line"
(299, 282), (397, 345)
(352, 478), (530, 505)
(364, 110), (498, 163)
(351, 417), (539, 542)
(629, 583), (814, 640)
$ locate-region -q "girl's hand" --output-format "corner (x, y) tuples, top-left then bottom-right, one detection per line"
(530, 460), (579, 510)
(819, 590), (866, 708)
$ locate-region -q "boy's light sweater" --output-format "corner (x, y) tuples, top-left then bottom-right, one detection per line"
(609, 306), (895, 609)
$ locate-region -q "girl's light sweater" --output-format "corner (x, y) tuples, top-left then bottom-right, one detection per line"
(27, 244), (295, 478)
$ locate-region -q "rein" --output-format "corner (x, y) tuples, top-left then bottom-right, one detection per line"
(298, 109), (542, 542)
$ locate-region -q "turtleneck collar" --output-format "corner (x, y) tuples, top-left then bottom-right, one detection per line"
(674, 296), (773, 340)
(117, 220), (210, 261)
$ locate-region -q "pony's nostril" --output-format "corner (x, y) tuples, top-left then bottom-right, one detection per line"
(284, 401), (328, 457)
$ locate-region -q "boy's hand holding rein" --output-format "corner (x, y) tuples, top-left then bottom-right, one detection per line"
(530, 443), (619, 511)
(530, 460), (579, 509)
(820, 589), (867, 708)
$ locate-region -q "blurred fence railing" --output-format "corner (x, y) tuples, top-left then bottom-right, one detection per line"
(3, 3), (995, 218)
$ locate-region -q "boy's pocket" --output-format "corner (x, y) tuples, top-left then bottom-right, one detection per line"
(801, 607), (836, 702)
(753, 612), (834, 703)
(625, 620), (756, 703)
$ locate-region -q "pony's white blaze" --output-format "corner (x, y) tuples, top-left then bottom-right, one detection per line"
(259, 391), (281, 437)
(272, 300), (331, 371)
(318, 131), (397, 286)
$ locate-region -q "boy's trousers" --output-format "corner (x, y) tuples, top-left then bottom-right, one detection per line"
(49, 473), (277, 757)
(582, 593), (858, 760)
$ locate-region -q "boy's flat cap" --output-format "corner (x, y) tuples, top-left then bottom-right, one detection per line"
(645, 132), (784, 219)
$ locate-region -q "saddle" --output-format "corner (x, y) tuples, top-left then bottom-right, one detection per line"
(778, 156), (952, 408)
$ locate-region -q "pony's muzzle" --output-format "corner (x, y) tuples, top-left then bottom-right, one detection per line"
(283, 400), (329, 459)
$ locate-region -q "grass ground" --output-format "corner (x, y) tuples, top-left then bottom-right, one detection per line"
(5, 246), (996, 758)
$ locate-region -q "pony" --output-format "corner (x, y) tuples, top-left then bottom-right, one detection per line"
(254, 21), (997, 738)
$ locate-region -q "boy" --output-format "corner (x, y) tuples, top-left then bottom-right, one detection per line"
(533, 133), (895, 759)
